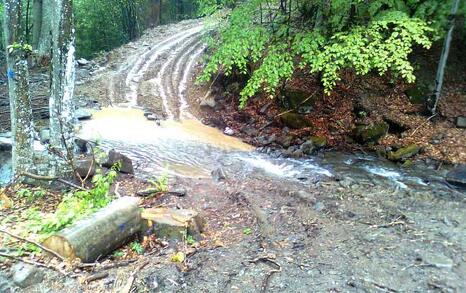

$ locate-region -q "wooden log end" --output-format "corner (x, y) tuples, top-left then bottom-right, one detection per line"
(42, 235), (77, 260)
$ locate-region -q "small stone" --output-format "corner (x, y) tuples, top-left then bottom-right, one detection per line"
(103, 149), (134, 174)
(445, 165), (466, 187)
(75, 138), (91, 153)
(169, 187), (187, 197)
(147, 114), (158, 121)
(211, 166), (227, 181)
(240, 125), (258, 136)
(300, 141), (315, 155)
(224, 127), (235, 136)
(200, 98), (217, 109)
(77, 58), (90, 66)
(314, 202), (325, 212)
(289, 190), (316, 205)
(75, 108), (93, 120)
(456, 116), (466, 128)
(75, 157), (96, 178)
(12, 263), (44, 288)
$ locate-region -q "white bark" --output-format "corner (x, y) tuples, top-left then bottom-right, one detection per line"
(3, 0), (36, 177)
(49, 0), (76, 175)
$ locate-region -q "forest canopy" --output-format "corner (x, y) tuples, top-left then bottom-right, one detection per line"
(0, 0), (197, 58)
(197, 0), (466, 108)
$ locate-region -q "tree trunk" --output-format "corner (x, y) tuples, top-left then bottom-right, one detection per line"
(42, 197), (142, 263)
(3, 0), (36, 177)
(49, 0), (76, 176)
(32, 0), (43, 50)
(37, 0), (53, 59)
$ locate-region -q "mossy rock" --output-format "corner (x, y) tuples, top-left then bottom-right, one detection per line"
(309, 136), (327, 148)
(284, 88), (317, 109)
(354, 122), (389, 144)
(405, 85), (429, 104)
(280, 112), (312, 129)
(387, 144), (421, 161)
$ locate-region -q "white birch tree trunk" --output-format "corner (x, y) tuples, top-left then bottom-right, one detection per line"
(3, 0), (36, 177)
(49, 0), (76, 176)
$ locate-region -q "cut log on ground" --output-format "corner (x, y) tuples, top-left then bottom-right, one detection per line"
(42, 197), (141, 263)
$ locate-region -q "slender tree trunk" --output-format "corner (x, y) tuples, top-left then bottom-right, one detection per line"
(32, 0), (43, 49)
(428, 0), (461, 115)
(37, 0), (53, 59)
(3, 0), (35, 177)
(49, 0), (76, 175)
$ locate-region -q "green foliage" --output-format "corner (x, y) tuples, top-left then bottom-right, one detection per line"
(26, 167), (118, 238)
(199, 0), (465, 108)
(7, 42), (33, 54)
(17, 188), (46, 202)
(148, 171), (169, 193)
(130, 241), (145, 255)
(186, 234), (196, 246)
(243, 227), (252, 235)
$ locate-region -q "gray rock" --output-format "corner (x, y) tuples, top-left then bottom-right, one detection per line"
(77, 58), (90, 66)
(300, 140), (315, 155)
(456, 116), (466, 128)
(353, 122), (389, 144)
(289, 190), (316, 205)
(75, 157), (96, 178)
(75, 138), (91, 153)
(39, 128), (51, 144)
(241, 125), (258, 136)
(0, 273), (14, 293)
(200, 98), (216, 109)
(211, 166), (227, 182)
(12, 263), (44, 288)
(168, 187), (187, 197)
(314, 202), (325, 212)
(224, 127), (235, 136)
(103, 149), (134, 174)
(75, 108), (93, 120)
(147, 114), (159, 121)
(446, 165), (466, 187)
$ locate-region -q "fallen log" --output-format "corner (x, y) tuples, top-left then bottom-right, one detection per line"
(42, 197), (141, 263)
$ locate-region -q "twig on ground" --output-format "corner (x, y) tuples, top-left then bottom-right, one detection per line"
(0, 229), (65, 261)
(248, 255), (282, 293)
(120, 261), (149, 293)
(20, 172), (87, 191)
(410, 114), (436, 136)
(85, 271), (109, 284)
(0, 252), (67, 276)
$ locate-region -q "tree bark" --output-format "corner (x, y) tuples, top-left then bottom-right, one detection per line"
(37, 0), (53, 59)
(32, 0), (43, 50)
(49, 0), (76, 175)
(42, 197), (142, 263)
(3, 0), (36, 177)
